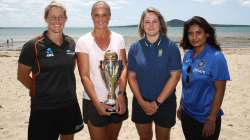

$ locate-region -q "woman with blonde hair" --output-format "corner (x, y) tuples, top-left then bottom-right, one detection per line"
(76, 1), (128, 140)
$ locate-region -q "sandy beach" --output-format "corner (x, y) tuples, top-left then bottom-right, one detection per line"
(0, 46), (250, 140)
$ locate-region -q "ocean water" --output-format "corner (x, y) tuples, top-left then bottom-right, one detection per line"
(0, 27), (139, 42)
(1, 26), (250, 48)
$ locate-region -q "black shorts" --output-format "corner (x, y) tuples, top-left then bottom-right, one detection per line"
(28, 101), (83, 140)
(132, 97), (176, 128)
(82, 99), (128, 127)
(181, 110), (221, 140)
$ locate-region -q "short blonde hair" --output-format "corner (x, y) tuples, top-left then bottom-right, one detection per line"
(44, 0), (67, 19)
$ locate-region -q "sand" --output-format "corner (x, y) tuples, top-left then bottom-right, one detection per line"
(0, 47), (250, 140)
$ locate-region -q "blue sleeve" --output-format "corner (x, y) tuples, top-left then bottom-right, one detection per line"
(168, 43), (182, 71)
(211, 52), (230, 81)
(128, 44), (137, 72)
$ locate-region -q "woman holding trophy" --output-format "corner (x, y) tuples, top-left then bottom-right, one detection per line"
(128, 8), (182, 140)
(76, 1), (128, 140)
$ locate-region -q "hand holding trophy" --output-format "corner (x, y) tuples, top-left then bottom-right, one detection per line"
(100, 50), (120, 113)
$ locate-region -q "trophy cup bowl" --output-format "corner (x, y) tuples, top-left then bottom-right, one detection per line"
(100, 50), (120, 113)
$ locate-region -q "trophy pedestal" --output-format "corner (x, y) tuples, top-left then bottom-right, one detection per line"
(104, 98), (116, 113)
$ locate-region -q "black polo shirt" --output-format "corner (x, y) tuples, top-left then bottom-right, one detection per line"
(18, 31), (77, 110)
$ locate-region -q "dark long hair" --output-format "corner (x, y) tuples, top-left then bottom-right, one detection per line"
(180, 16), (221, 51)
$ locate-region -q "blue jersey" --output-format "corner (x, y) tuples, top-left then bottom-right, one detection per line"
(128, 35), (181, 101)
(181, 44), (230, 123)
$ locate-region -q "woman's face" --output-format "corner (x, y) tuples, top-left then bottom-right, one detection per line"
(46, 7), (66, 34)
(92, 5), (110, 30)
(188, 24), (208, 48)
(143, 12), (160, 37)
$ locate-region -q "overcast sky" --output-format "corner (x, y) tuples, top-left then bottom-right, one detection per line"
(0, 0), (250, 27)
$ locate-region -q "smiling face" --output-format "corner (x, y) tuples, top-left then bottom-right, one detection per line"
(45, 7), (66, 34)
(91, 4), (110, 30)
(188, 24), (208, 48)
(143, 12), (160, 38)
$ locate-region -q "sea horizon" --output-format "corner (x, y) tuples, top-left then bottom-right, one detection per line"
(1, 26), (250, 49)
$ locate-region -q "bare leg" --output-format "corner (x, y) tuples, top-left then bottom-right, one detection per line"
(60, 134), (74, 140)
(87, 121), (108, 140)
(155, 124), (171, 140)
(135, 123), (153, 140)
(106, 122), (122, 140)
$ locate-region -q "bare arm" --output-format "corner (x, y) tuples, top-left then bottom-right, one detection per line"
(17, 63), (32, 89)
(212, 81), (226, 116)
(76, 52), (99, 104)
(128, 71), (157, 115)
(76, 52), (111, 116)
(209, 81), (226, 120)
(156, 70), (181, 104)
(128, 71), (143, 104)
(118, 49), (127, 94)
(203, 80), (227, 136)
(116, 49), (128, 114)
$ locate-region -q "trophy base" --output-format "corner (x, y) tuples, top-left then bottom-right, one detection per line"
(104, 99), (116, 113)
(106, 105), (116, 113)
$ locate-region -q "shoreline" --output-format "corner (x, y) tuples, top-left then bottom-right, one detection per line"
(0, 35), (250, 49)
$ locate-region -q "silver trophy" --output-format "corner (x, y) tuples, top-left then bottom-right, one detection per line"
(100, 50), (120, 113)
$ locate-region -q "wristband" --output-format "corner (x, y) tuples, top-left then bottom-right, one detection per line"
(155, 99), (161, 107)
(118, 91), (124, 96)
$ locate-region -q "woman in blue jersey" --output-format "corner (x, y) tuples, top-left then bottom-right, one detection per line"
(177, 16), (230, 140)
(128, 7), (181, 140)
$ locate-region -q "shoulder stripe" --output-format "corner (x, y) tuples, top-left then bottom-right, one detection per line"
(33, 36), (44, 76)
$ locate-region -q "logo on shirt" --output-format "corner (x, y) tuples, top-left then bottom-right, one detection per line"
(158, 48), (163, 57)
(45, 48), (54, 57)
(198, 59), (205, 68)
(194, 59), (207, 75)
(185, 59), (192, 64)
(74, 124), (84, 131)
(66, 49), (75, 55)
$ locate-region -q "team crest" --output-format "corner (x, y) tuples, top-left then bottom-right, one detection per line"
(46, 48), (54, 57)
(158, 48), (163, 57)
(198, 59), (205, 67)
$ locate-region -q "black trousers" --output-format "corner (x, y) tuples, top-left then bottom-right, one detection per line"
(181, 111), (221, 140)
